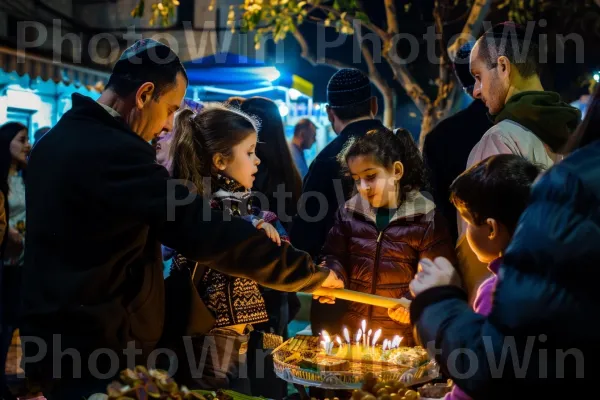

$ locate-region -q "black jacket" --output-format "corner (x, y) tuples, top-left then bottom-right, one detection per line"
(290, 119), (384, 258)
(422, 99), (492, 242)
(21, 94), (328, 381)
(410, 139), (600, 399)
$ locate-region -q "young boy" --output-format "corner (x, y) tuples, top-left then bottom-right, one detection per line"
(388, 154), (541, 399)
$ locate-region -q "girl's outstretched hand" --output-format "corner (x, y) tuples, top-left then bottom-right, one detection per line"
(255, 219), (282, 246)
(388, 304), (411, 324)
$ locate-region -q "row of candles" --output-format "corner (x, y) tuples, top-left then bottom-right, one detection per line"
(320, 320), (404, 356)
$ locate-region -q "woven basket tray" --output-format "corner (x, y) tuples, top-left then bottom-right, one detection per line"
(271, 338), (437, 390)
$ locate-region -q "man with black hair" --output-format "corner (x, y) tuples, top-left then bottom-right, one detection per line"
(21, 39), (341, 398)
(291, 68), (381, 260)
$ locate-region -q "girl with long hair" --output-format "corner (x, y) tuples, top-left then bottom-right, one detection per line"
(167, 104), (290, 393)
(318, 127), (457, 344)
(0, 122), (31, 399)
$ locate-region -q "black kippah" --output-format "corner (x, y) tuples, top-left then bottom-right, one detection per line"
(327, 68), (372, 108)
(117, 38), (179, 65)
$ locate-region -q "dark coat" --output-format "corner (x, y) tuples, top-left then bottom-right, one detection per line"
(410, 139), (600, 399)
(20, 94), (328, 385)
(320, 192), (457, 345)
(422, 99), (492, 243)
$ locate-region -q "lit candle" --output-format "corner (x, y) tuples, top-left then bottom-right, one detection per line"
(392, 335), (401, 348)
(343, 327), (351, 344)
(367, 329), (372, 347)
(382, 339), (388, 351)
(356, 329), (362, 345)
(372, 329), (382, 348)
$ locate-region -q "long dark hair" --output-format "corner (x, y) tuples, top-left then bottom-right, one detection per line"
(0, 122), (27, 197)
(240, 97), (302, 214)
(564, 84), (600, 153)
(339, 127), (428, 201)
(169, 104), (258, 194)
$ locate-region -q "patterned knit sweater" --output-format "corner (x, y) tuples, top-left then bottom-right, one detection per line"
(171, 174), (289, 329)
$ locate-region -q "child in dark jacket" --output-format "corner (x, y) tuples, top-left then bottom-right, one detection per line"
(319, 127), (457, 345)
(441, 154), (541, 400)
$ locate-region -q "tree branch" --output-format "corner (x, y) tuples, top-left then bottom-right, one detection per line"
(356, 27), (395, 127)
(316, 4), (390, 39)
(292, 29), (354, 70)
(447, 0), (494, 60)
(384, 0), (399, 35)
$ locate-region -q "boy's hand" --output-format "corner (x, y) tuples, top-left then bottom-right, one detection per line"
(410, 257), (461, 297)
(255, 220), (281, 246)
(388, 304), (411, 324)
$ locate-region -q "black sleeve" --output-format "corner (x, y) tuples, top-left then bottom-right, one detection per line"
(411, 164), (597, 399)
(290, 158), (339, 259)
(95, 144), (329, 293)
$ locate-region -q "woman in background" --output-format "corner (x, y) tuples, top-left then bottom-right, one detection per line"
(0, 122), (31, 400)
(240, 97), (302, 229)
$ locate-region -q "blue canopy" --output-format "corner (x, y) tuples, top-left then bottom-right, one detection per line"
(183, 52), (280, 87)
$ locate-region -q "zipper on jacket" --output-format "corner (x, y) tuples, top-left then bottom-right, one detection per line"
(368, 230), (385, 322)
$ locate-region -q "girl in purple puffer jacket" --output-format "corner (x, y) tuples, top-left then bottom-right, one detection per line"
(319, 127), (457, 345)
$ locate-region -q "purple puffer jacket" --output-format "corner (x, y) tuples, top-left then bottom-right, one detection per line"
(320, 191), (457, 345)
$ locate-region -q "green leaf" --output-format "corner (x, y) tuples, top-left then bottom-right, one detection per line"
(354, 11), (370, 24)
(333, 1), (340, 11)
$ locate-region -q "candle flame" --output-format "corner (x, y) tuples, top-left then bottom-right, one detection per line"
(368, 329), (372, 336)
(343, 327), (351, 343)
(361, 320), (367, 333)
(322, 330), (331, 342)
(336, 336), (342, 345)
(372, 329), (382, 347)
(392, 335), (401, 348)
(356, 329), (362, 343)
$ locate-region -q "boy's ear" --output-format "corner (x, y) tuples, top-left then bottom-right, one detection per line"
(486, 218), (499, 240)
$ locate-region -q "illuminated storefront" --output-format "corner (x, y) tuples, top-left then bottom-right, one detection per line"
(0, 46), (109, 142)
(183, 52), (335, 164)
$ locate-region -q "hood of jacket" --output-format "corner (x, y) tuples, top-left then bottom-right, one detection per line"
(493, 91), (581, 154)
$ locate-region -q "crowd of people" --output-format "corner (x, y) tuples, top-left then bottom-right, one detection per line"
(0, 21), (598, 400)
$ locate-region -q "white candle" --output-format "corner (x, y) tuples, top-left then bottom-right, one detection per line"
(343, 327), (351, 344)
(367, 329), (372, 347)
(382, 339), (388, 351)
(372, 329), (382, 348)
(356, 329), (362, 345)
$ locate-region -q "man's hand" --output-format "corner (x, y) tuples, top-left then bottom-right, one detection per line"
(410, 257), (461, 297)
(313, 270), (344, 304)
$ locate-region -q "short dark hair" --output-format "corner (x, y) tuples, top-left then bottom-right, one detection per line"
(339, 127), (428, 198)
(294, 118), (316, 137)
(450, 154), (541, 234)
(478, 22), (539, 78)
(329, 99), (373, 121)
(106, 40), (188, 100)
